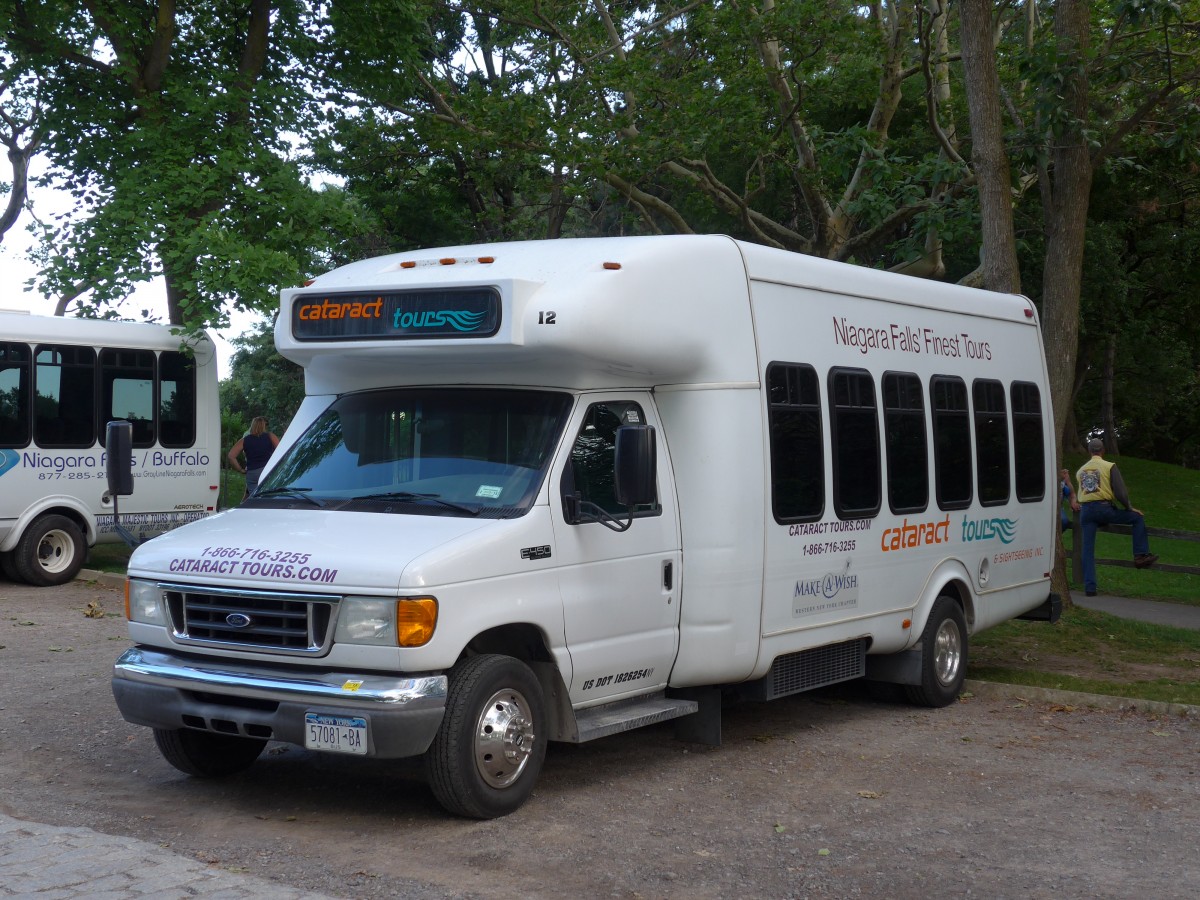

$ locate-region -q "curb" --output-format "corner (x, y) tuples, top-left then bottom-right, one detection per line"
(76, 568), (126, 589)
(964, 678), (1199, 718)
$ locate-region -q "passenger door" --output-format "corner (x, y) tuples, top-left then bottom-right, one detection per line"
(551, 395), (681, 703)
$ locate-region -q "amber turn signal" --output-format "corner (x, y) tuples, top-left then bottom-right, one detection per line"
(396, 597), (438, 647)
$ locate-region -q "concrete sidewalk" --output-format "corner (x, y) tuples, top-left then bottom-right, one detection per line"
(0, 813), (339, 899)
(1073, 591), (1200, 630)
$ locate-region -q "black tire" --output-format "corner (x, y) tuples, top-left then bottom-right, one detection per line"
(905, 595), (968, 708)
(425, 654), (547, 819)
(14, 514), (85, 587)
(153, 728), (267, 778)
(0, 550), (24, 584)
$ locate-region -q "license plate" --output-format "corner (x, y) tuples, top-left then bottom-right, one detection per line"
(304, 713), (368, 755)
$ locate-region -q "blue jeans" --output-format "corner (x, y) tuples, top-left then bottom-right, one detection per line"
(1079, 501), (1150, 594)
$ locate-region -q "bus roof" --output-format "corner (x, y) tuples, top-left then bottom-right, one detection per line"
(276, 235), (1038, 394)
(0, 311), (214, 359)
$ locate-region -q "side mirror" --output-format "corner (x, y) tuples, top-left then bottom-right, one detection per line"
(614, 424), (656, 507)
(105, 420), (134, 497)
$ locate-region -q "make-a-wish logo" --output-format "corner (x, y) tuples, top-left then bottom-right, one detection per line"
(0, 449), (19, 478)
(794, 560), (859, 600)
(961, 516), (1018, 544)
(793, 560), (860, 618)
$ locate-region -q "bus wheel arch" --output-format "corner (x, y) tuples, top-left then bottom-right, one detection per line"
(14, 512), (87, 587)
(906, 592), (969, 708)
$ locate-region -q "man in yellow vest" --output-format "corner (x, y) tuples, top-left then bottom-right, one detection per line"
(1076, 438), (1158, 597)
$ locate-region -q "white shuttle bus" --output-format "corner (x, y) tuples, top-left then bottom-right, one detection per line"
(0, 311), (220, 585)
(112, 236), (1060, 818)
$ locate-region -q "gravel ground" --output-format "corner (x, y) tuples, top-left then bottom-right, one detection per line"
(1, 575), (1198, 898)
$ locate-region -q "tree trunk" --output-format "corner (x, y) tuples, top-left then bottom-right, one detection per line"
(0, 141), (38, 241)
(1039, 0), (1095, 609)
(958, 0), (1020, 294)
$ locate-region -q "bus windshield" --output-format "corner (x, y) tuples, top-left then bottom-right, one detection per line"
(252, 388), (573, 518)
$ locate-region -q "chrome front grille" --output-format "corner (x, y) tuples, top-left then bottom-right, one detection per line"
(161, 583), (338, 656)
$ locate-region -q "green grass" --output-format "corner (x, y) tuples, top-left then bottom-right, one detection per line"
(972, 605), (1200, 706)
(970, 453), (1200, 704)
(1062, 453), (1200, 604)
(86, 541), (133, 574)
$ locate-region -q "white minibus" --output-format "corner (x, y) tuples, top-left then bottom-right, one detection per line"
(111, 236), (1060, 818)
(0, 312), (220, 585)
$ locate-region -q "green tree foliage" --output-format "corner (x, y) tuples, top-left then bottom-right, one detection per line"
(6, 1), (1200, 469)
(320, 0), (982, 271)
(219, 316), (304, 445)
(0, 1), (382, 331)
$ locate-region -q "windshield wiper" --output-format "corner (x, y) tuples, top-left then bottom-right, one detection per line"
(355, 491), (481, 515)
(252, 486), (326, 508)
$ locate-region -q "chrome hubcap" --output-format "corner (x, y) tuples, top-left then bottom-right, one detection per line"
(933, 617), (963, 687)
(474, 688), (536, 788)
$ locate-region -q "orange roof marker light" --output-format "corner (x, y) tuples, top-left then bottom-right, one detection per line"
(395, 255), (496, 270)
(603, 261), (622, 270)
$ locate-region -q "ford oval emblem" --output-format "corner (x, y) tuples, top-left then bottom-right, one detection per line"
(226, 613), (253, 629)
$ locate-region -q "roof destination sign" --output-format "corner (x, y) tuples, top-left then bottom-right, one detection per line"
(291, 288), (502, 341)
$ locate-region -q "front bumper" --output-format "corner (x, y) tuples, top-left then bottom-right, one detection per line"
(112, 646), (447, 759)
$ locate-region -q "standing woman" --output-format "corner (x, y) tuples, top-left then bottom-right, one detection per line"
(227, 416), (280, 500)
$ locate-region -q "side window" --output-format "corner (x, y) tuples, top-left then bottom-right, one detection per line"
(973, 379), (1010, 506)
(829, 367), (880, 518)
(562, 400), (659, 519)
(100, 348), (156, 448)
(35, 345), (96, 448)
(0, 342), (32, 448)
(883, 372), (928, 514)
(767, 363), (823, 522)
(930, 375), (972, 510)
(1011, 381), (1046, 502)
(159, 351), (197, 448)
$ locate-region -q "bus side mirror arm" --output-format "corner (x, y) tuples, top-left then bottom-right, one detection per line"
(564, 491), (634, 533)
(105, 420), (142, 549)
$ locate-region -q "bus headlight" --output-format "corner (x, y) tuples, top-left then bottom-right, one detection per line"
(335, 596), (437, 648)
(126, 579), (167, 626)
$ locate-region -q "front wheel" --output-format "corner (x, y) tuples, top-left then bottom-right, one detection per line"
(14, 514), (85, 587)
(153, 728), (266, 777)
(905, 595), (968, 708)
(425, 654), (547, 819)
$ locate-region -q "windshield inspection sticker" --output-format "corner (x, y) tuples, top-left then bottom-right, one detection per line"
(476, 485), (503, 499)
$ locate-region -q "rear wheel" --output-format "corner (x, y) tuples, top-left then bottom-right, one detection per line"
(905, 595), (968, 708)
(153, 728), (266, 777)
(425, 654), (547, 819)
(14, 514), (85, 587)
